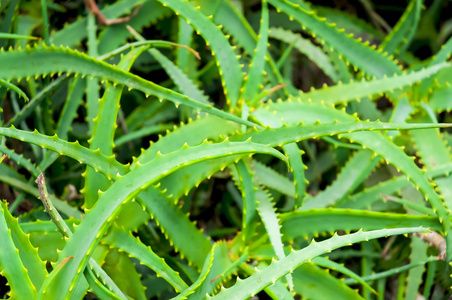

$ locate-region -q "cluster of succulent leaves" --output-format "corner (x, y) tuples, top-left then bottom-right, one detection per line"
(1, 0), (452, 298)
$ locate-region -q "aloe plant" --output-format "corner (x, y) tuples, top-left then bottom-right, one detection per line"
(0, 0), (451, 298)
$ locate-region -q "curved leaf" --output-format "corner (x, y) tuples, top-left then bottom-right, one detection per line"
(210, 227), (428, 299)
(0, 46), (255, 127)
(39, 140), (286, 299)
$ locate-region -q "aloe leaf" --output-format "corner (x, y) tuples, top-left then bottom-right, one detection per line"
(431, 36), (452, 66)
(2, 120), (224, 269)
(267, 0), (401, 78)
(409, 114), (452, 212)
(157, 0), (242, 108)
(126, 28), (210, 106)
(36, 77), (87, 173)
(423, 260), (437, 299)
(38, 257), (74, 299)
(359, 239), (373, 300)
(20, 218), (80, 234)
(429, 86), (452, 112)
(56, 78), (85, 139)
(251, 101), (452, 260)
(279, 209), (440, 241)
(0, 46), (256, 127)
(201, 0), (288, 95)
(134, 115), (238, 166)
(41, 140), (286, 298)
(268, 27), (338, 82)
(0, 162), (26, 186)
(381, 0), (421, 55)
(124, 100), (171, 132)
(0, 0), (18, 49)
(1, 200), (48, 289)
(187, 242), (235, 299)
(137, 187), (212, 270)
(417, 38), (452, 99)
(98, 40), (194, 62)
(39, 0), (50, 44)
(20, 219), (76, 263)
(282, 143), (307, 208)
(172, 242), (218, 300)
(406, 235), (428, 300)
(0, 32), (38, 40)
(240, 262), (295, 299)
(150, 47), (210, 104)
(0, 201), (37, 299)
(241, 0), (269, 104)
(388, 96), (415, 136)
(210, 227), (428, 299)
(431, 65), (452, 89)
(177, 18), (196, 75)
(114, 124), (173, 147)
(5, 77), (66, 127)
(84, 266), (124, 300)
(255, 186), (293, 289)
(344, 256), (439, 284)
(84, 46), (147, 208)
(293, 263), (364, 300)
(314, 6), (383, 41)
(232, 159), (258, 244)
(87, 257), (131, 300)
(29, 231), (66, 262)
(340, 163), (452, 209)
(102, 249), (147, 300)
(0, 145), (39, 177)
(296, 62), (449, 105)
(141, 159), (255, 267)
(382, 194), (436, 216)
(86, 13), (100, 135)
(0, 126), (128, 179)
(303, 149), (379, 209)
(312, 256), (377, 294)
(253, 160), (296, 198)
(35, 173), (128, 299)
(232, 120), (452, 147)
(102, 225), (188, 293)
(0, 79), (29, 101)
(159, 155), (244, 200)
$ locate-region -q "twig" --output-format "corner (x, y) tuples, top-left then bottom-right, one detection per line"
(35, 173), (72, 238)
(84, 0), (142, 26)
(359, 0), (391, 33)
(35, 173), (127, 298)
(414, 231), (446, 260)
(126, 25), (201, 60)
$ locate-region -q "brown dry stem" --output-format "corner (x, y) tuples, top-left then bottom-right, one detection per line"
(84, 0), (142, 26)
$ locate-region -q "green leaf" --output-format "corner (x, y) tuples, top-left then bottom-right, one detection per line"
(210, 227), (428, 299)
(269, 27), (338, 82)
(0, 201), (38, 299)
(157, 0), (242, 108)
(279, 209), (440, 241)
(381, 0), (422, 55)
(0, 79), (29, 101)
(267, 0), (401, 78)
(241, 0), (269, 104)
(102, 225), (188, 293)
(40, 140), (286, 299)
(0, 46), (256, 127)
(293, 263), (365, 300)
